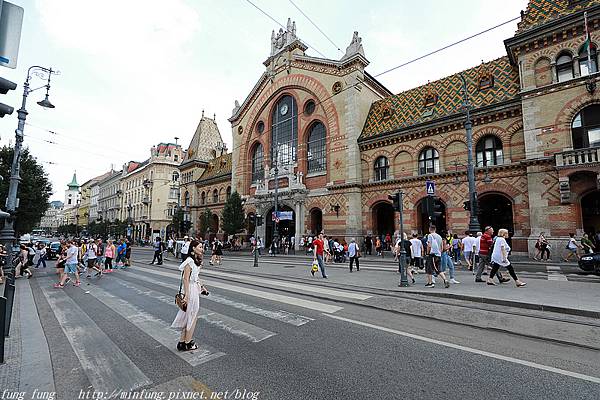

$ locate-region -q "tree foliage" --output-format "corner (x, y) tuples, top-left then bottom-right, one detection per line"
(221, 191), (245, 236)
(0, 146), (53, 235)
(198, 208), (212, 237)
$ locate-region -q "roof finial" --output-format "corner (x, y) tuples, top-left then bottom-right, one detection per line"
(202, 109), (205, 118)
(213, 113), (216, 120)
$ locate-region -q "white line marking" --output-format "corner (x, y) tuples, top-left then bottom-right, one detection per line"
(113, 279), (276, 342)
(546, 266), (568, 281)
(86, 284), (225, 366)
(130, 267), (343, 313)
(39, 281), (152, 391)
(124, 271), (314, 326)
(324, 314), (600, 385)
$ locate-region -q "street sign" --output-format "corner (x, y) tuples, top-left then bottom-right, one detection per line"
(0, 1), (24, 69)
(426, 180), (435, 196)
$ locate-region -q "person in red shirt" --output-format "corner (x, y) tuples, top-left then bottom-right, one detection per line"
(475, 226), (508, 283)
(312, 233), (328, 278)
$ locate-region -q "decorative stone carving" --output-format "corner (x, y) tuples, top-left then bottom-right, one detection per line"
(559, 177), (571, 204)
(232, 100), (240, 117)
(341, 31), (364, 60)
(270, 18), (298, 56)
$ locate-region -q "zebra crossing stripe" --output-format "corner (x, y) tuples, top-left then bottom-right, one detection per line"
(112, 279), (277, 343)
(85, 284), (226, 366)
(130, 267), (343, 313)
(124, 269), (314, 326)
(39, 280), (152, 392)
(546, 266), (568, 281)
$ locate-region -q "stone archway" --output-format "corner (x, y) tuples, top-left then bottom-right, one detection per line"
(478, 193), (514, 234)
(371, 202), (395, 239)
(309, 208), (323, 235)
(415, 197), (447, 235)
(581, 190), (600, 236)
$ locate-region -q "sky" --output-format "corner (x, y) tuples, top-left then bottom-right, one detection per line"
(0, 0), (529, 202)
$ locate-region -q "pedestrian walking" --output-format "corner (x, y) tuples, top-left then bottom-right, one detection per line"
(409, 233), (424, 273)
(424, 225), (450, 288)
(115, 239), (127, 268)
(85, 239), (102, 278)
(488, 228), (526, 287)
(375, 237), (383, 257)
(167, 237), (175, 256)
(55, 243), (67, 283)
(396, 233), (415, 283)
(181, 236), (191, 261)
(365, 235), (372, 256)
(324, 235), (332, 264)
(35, 243), (47, 268)
(311, 233), (327, 278)
(171, 239), (208, 351)
(563, 233), (582, 262)
(104, 240), (115, 272)
(475, 226), (509, 283)
(535, 232), (551, 261)
(461, 231), (476, 270)
(15, 244), (33, 279)
(150, 237), (164, 265)
(95, 239), (105, 271)
(451, 234), (462, 265)
(440, 240), (459, 284)
(348, 238), (360, 272)
(125, 239), (132, 266)
(581, 233), (594, 254)
(54, 241), (80, 288)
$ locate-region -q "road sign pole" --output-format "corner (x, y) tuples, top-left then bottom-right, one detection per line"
(398, 191), (409, 287)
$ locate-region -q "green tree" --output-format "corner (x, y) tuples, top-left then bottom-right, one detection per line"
(57, 223), (77, 236)
(221, 191), (245, 236)
(172, 207), (185, 236)
(0, 146), (53, 235)
(199, 208), (212, 237)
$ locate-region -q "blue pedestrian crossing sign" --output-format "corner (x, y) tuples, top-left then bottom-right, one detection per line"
(426, 181), (435, 196)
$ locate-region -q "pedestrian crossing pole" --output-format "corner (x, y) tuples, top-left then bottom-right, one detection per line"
(397, 191), (409, 287)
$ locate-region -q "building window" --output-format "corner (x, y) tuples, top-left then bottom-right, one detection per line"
(251, 143), (264, 183)
(304, 100), (316, 116)
(418, 147), (440, 175)
(556, 53), (574, 82)
(226, 186), (231, 200)
(172, 171), (179, 182)
(169, 187), (178, 199)
(256, 121), (265, 134)
(174, 154), (179, 162)
(476, 136), (504, 166)
(572, 104), (600, 149)
(201, 191), (206, 205)
(579, 44), (598, 76)
(373, 156), (389, 181)
(212, 189), (219, 203)
(184, 191), (190, 207)
(307, 122), (326, 173)
(271, 95), (298, 166)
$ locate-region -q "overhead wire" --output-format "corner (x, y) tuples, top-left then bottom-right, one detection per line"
(287, 0), (343, 54)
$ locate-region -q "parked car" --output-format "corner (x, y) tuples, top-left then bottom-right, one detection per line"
(578, 252), (600, 274)
(47, 241), (61, 260)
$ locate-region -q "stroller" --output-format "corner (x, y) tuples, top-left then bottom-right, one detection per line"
(333, 246), (345, 263)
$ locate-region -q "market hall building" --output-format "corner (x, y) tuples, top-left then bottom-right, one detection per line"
(229, 1), (600, 255)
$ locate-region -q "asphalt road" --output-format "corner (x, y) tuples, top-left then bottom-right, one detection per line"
(21, 251), (600, 400)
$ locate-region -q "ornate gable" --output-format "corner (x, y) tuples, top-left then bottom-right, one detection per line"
(182, 113), (224, 165)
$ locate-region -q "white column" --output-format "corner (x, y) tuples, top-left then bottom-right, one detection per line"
(294, 202), (303, 250)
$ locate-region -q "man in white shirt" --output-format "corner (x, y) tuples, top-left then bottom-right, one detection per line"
(425, 225), (450, 288)
(461, 232), (476, 270)
(55, 241), (81, 288)
(409, 233), (423, 271)
(348, 238), (360, 272)
(181, 236), (191, 261)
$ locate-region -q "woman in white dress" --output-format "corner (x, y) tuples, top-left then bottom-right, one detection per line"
(487, 229), (526, 288)
(172, 240), (206, 351)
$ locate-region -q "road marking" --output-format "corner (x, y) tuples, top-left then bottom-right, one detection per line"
(324, 314), (600, 385)
(201, 269), (372, 300)
(124, 272), (314, 326)
(113, 279), (276, 343)
(39, 281), (152, 392)
(131, 267), (343, 313)
(546, 265), (568, 281)
(85, 284), (225, 366)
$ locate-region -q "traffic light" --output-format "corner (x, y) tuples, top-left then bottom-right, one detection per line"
(256, 215), (263, 227)
(463, 200), (471, 211)
(248, 214), (256, 225)
(425, 196), (434, 217)
(388, 193), (400, 212)
(432, 196), (443, 220)
(0, 76), (17, 118)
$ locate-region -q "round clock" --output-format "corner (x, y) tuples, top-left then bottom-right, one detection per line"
(280, 104), (289, 116)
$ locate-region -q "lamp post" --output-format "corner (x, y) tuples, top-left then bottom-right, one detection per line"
(0, 66), (58, 251)
(459, 74), (481, 234)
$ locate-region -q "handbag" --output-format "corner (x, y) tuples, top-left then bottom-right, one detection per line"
(175, 269), (190, 312)
(311, 260), (319, 272)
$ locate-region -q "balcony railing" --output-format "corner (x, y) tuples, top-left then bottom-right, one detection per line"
(142, 197), (150, 205)
(555, 147), (600, 167)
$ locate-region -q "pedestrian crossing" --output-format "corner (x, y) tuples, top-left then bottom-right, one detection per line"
(33, 265), (340, 395)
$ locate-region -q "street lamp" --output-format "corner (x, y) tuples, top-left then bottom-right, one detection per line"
(0, 66), (59, 251)
(459, 74), (481, 234)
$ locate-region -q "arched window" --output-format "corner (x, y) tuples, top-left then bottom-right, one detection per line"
(201, 191), (206, 205)
(556, 52), (574, 82)
(226, 186), (232, 200)
(307, 122), (326, 173)
(418, 147), (440, 175)
(251, 143), (264, 183)
(476, 136), (504, 166)
(184, 191), (190, 207)
(213, 189), (219, 203)
(374, 156), (389, 181)
(271, 95), (298, 166)
(572, 105), (600, 149)
(579, 44), (598, 76)
(172, 171), (179, 182)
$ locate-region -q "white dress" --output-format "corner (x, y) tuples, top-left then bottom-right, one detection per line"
(171, 257), (202, 331)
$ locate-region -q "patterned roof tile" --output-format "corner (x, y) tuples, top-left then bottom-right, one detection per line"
(198, 153), (232, 182)
(360, 57), (520, 140)
(517, 0), (600, 33)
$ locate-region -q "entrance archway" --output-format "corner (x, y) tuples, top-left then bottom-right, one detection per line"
(416, 197), (447, 235)
(246, 212), (256, 236)
(372, 202), (395, 239)
(581, 190), (600, 236)
(478, 193), (514, 234)
(265, 205), (295, 246)
(310, 208), (323, 234)
(210, 214), (219, 239)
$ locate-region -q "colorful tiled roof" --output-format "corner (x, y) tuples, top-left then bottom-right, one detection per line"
(198, 153), (232, 182)
(517, 0), (600, 33)
(359, 57), (520, 140)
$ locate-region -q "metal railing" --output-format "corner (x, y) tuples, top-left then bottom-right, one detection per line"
(0, 254), (16, 364)
(555, 147), (600, 167)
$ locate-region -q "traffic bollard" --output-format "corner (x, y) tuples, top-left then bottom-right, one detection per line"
(3, 282), (14, 337)
(253, 247), (259, 267)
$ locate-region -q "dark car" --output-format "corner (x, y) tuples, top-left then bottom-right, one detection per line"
(578, 252), (600, 274)
(47, 241), (61, 260)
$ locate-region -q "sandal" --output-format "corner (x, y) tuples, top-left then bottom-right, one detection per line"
(486, 281), (496, 286)
(53, 283), (64, 288)
(176, 341), (186, 351)
(185, 340), (198, 351)
(516, 282), (527, 288)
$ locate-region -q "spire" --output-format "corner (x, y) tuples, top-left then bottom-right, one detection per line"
(67, 171), (79, 189)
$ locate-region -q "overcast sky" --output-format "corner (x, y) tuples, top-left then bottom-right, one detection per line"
(0, 0), (529, 202)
